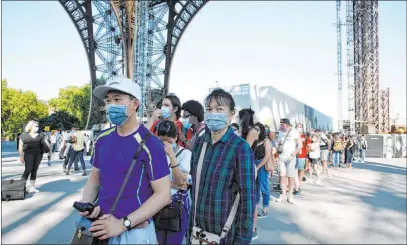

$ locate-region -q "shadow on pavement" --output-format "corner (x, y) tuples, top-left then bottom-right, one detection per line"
(1, 178), (87, 238)
(353, 161), (407, 176)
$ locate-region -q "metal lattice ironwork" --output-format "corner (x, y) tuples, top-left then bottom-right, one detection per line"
(346, 0), (355, 134)
(379, 88), (390, 133)
(59, 0), (124, 129)
(139, 0), (208, 117)
(336, 0), (343, 131)
(352, 0), (380, 133)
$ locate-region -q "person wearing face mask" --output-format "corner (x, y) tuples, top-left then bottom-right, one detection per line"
(147, 94), (190, 147)
(230, 123), (240, 136)
(276, 118), (302, 203)
(187, 89), (257, 245)
(19, 120), (50, 193)
(76, 76), (171, 244)
(180, 100), (206, 149)
(155, 120), (192, 245)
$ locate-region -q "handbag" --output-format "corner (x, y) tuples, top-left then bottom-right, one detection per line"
(40, 133), (50, 153)
(1, 179), (27, 201)
(71, 132), (152, 245)
(277, 129), (291, 155)
(153, 148), (186, 232)
(190, 143), (240, 245)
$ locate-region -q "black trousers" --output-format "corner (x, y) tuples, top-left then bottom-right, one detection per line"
(22, 153), (43, 181)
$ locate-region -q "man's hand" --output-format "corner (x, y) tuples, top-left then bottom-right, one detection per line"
(20, 156), (24, 163)
(79, 204), (101, 219)
(178, 131), (187, 144)
(90, 214), (126, 240)
(152, 108), (162, 120)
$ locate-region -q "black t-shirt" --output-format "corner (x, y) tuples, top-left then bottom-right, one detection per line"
(20, 132), (43, 154)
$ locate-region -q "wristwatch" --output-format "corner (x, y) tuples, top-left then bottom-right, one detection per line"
(123, 216), (132, 231)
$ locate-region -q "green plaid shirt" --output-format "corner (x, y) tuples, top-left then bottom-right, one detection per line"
(188, 126), (256, 244)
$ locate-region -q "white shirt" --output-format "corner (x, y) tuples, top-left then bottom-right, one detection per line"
(167, 147), (192, 196)
(278, 128), (301, 158)
(50, 135), (57, 144)
(309, 142), (320, 159)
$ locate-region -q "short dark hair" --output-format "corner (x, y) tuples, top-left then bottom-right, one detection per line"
(182, 100), (204, 122)
(231, 123), (240, 130)
(165, 94), (182, 120)
(157, 120), (178, 138)
(204, 89), (235, 112)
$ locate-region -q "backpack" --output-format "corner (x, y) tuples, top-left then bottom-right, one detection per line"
(333, 141), (343, 152)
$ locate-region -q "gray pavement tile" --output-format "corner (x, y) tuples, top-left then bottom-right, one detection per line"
(2, 152), (406, 244)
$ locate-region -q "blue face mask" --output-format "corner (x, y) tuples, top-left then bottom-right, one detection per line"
(204, 113), (229, 132)
(182, 118), (192, 129)
(106, 104), (130, 126)
(161, 107), (172, 119)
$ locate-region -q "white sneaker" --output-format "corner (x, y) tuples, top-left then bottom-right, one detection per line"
(29, 187), (40, 193)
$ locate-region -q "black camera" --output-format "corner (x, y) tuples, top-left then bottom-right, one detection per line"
(73, 201), (96, 214)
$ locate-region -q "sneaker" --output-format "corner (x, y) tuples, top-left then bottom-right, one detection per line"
(287, 192), (294, 203)
(258, 211), (268, 218)
(82, 172), (87, 176)
(29, 187), (39, 193)
(294, 189), (301, 196)
(276, 194), (287, 202)
(252, 229), (258, 240)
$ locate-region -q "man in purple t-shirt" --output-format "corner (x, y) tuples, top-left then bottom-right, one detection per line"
(76, 76), (171, 244)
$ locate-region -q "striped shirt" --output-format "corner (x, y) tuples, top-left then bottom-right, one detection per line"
(188, 126), (256, 244)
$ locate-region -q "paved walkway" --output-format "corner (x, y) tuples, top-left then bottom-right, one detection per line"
(1, 147), (406, 244)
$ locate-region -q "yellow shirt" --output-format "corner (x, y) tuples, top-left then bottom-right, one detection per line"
(73, 131), (85, 151)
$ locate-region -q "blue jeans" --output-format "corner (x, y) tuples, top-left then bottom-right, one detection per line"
(255, 163), (270, 207)
(332, 151), (341, 166)
(359, 149), (366, 162)
(67, 149), (86, 171)
(346, 150), (353, 164)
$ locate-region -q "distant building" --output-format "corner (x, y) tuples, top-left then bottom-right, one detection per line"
(209, 84), (333, 132)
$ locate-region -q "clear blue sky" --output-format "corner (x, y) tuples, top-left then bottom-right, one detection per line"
(2, 1), (406, 121)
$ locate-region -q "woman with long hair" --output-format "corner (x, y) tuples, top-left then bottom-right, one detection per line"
(19, 120), (49, 193)
(238, 108), (255, 140)
(253, 123), (273, 217)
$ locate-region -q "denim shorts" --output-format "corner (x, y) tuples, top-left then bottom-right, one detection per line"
(296, 158), (306, 170)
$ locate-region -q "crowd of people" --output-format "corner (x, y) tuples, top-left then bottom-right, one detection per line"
(17, 76), (370, 244)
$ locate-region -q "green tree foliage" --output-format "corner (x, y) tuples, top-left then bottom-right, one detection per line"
(38, 111), (80, 131)
(49, 79), (107, 129)
(1, 79), (48, 139)
(49, 84), (90, 128)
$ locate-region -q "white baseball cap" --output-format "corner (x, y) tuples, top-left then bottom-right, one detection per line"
(93, 76), (142, 101)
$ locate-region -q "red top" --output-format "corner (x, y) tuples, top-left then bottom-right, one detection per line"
(150, 119), (193, 147)
(297, 134), (310, 158)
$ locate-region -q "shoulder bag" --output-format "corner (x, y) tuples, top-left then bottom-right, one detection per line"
(277, 129), (291, 155)
(153, 147), (187, 232)
(71, 132), (152, 245)
(40, 133), (50, 153)
(190, 143), (240, 244)
(264, 141), (276, 172)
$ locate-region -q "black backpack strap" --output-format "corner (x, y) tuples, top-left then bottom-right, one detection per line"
(175, 148), (185, 158)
